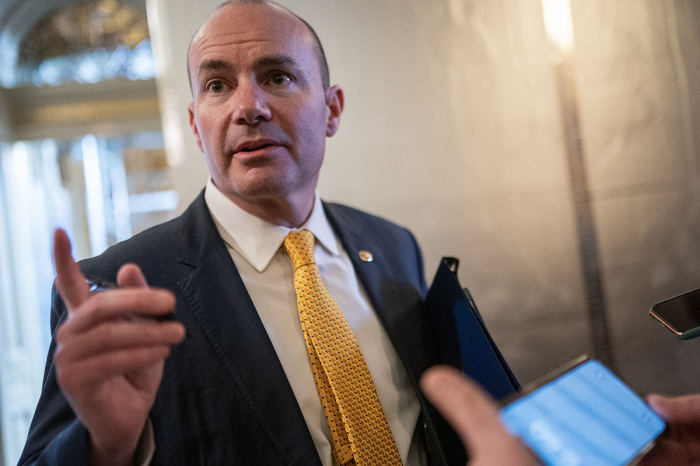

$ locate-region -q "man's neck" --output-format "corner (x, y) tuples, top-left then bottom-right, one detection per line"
(225, 189), (316, 229)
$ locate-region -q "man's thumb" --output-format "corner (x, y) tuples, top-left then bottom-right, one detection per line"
(116, 263), (148, 288)
(421, 366), (504, 450)
(647, 393), (700, 423)
(421, 366), (540, 466)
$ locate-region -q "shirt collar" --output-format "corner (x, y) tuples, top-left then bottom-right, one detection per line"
(204, 178), (339, 272)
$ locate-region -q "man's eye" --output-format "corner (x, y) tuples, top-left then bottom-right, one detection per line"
(270, 73), (291, 86)
(209, 81), (224, 93)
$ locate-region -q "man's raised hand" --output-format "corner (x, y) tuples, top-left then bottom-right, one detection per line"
(52, 229), (185, 466)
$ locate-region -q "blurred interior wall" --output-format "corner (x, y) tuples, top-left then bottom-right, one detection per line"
(0, 86), (10, 466)
(151, 0), (700, 394)
(572, 0), (700, 393)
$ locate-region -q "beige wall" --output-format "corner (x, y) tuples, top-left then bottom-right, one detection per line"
(572, 0), (700, 393)
(152, 0), (700, 393)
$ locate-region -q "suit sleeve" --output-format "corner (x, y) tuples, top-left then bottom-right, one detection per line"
(17, 285), (92, 466)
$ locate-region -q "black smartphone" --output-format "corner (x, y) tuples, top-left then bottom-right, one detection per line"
(84, 273), (118, 293)
(649, 287), (700, 339)
(499, 357), (665, 466)
(83, 272), (173, 321)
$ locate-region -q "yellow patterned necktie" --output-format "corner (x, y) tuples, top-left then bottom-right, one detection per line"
(284, 230), (402, 466)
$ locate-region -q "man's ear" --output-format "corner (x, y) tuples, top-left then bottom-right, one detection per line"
(188, 102), (204, 152)
(325, 85), (344, 137)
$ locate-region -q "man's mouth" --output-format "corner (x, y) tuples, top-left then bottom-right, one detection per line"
(240, 143), (272, 152)
(234, 140), (280, 154)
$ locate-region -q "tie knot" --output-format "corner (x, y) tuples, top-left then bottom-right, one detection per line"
(284, 229), (315, 270)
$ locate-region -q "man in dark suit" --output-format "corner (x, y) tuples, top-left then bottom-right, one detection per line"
(19, 1), (462, 465)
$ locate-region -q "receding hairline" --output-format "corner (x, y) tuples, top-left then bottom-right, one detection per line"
(187, 0), (330, 91)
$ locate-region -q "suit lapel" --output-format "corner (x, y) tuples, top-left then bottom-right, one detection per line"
(170, 194), (437, 464)
(322, 202), (435, 383)
(323, 203), (456, 466)
(175, 194), (321, 466)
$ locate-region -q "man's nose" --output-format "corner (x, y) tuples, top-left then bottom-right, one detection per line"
(231, 81), (272, 124)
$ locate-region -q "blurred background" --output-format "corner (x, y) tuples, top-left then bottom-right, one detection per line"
(1, 0), (700, 463)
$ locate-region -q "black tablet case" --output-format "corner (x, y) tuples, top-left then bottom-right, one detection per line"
(425, 257), (520, 400)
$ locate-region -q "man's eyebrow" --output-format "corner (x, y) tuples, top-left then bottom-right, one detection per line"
(195, 56), (302, 79)
(255, 55), (301, 70)
(197, 59), (230, 76)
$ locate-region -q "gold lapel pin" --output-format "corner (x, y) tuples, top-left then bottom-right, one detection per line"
(359, 250), (373, 262)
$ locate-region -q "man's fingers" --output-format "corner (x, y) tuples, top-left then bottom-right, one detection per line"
(117, 263), (148, 289)
(59, 288), (176, 334)
(53, 229), (91, 310)
(56, 345), (173, 388)
(647, 393), (700, 423)
(56, 320), (185, 362)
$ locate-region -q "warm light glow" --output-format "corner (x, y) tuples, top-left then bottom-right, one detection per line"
(541, 0), (575, 53)
(82, 134), (108, 256)
(146, 0), (184, 167)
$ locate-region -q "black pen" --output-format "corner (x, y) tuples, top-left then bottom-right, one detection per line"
(83, 272), (175, 322)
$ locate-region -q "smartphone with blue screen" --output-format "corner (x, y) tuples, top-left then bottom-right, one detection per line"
(499, 357), (665, 466)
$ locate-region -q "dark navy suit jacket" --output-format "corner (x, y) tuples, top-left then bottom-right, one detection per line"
(19, 192), (464, 465)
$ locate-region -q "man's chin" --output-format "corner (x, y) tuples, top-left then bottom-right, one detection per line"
(213, 168), (316, 206)
(220, 180), (294, 205)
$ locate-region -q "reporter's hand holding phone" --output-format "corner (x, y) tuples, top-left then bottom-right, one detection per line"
(421, 363), (679, 466)
(52, 229), (185, 466)
(420, 366), (540, 466)
(638, 393), (700, 465)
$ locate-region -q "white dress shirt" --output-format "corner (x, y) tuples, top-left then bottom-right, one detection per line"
(204, 179), (424, 465)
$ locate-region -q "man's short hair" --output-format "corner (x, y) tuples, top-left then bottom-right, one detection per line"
(187, 0), (330, 91)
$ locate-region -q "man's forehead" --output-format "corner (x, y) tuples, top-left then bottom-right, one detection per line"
(190, 3), (310, 66)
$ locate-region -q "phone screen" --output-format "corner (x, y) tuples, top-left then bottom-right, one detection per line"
(650, 287), (700, 338)
(500, 360), (665, 466)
